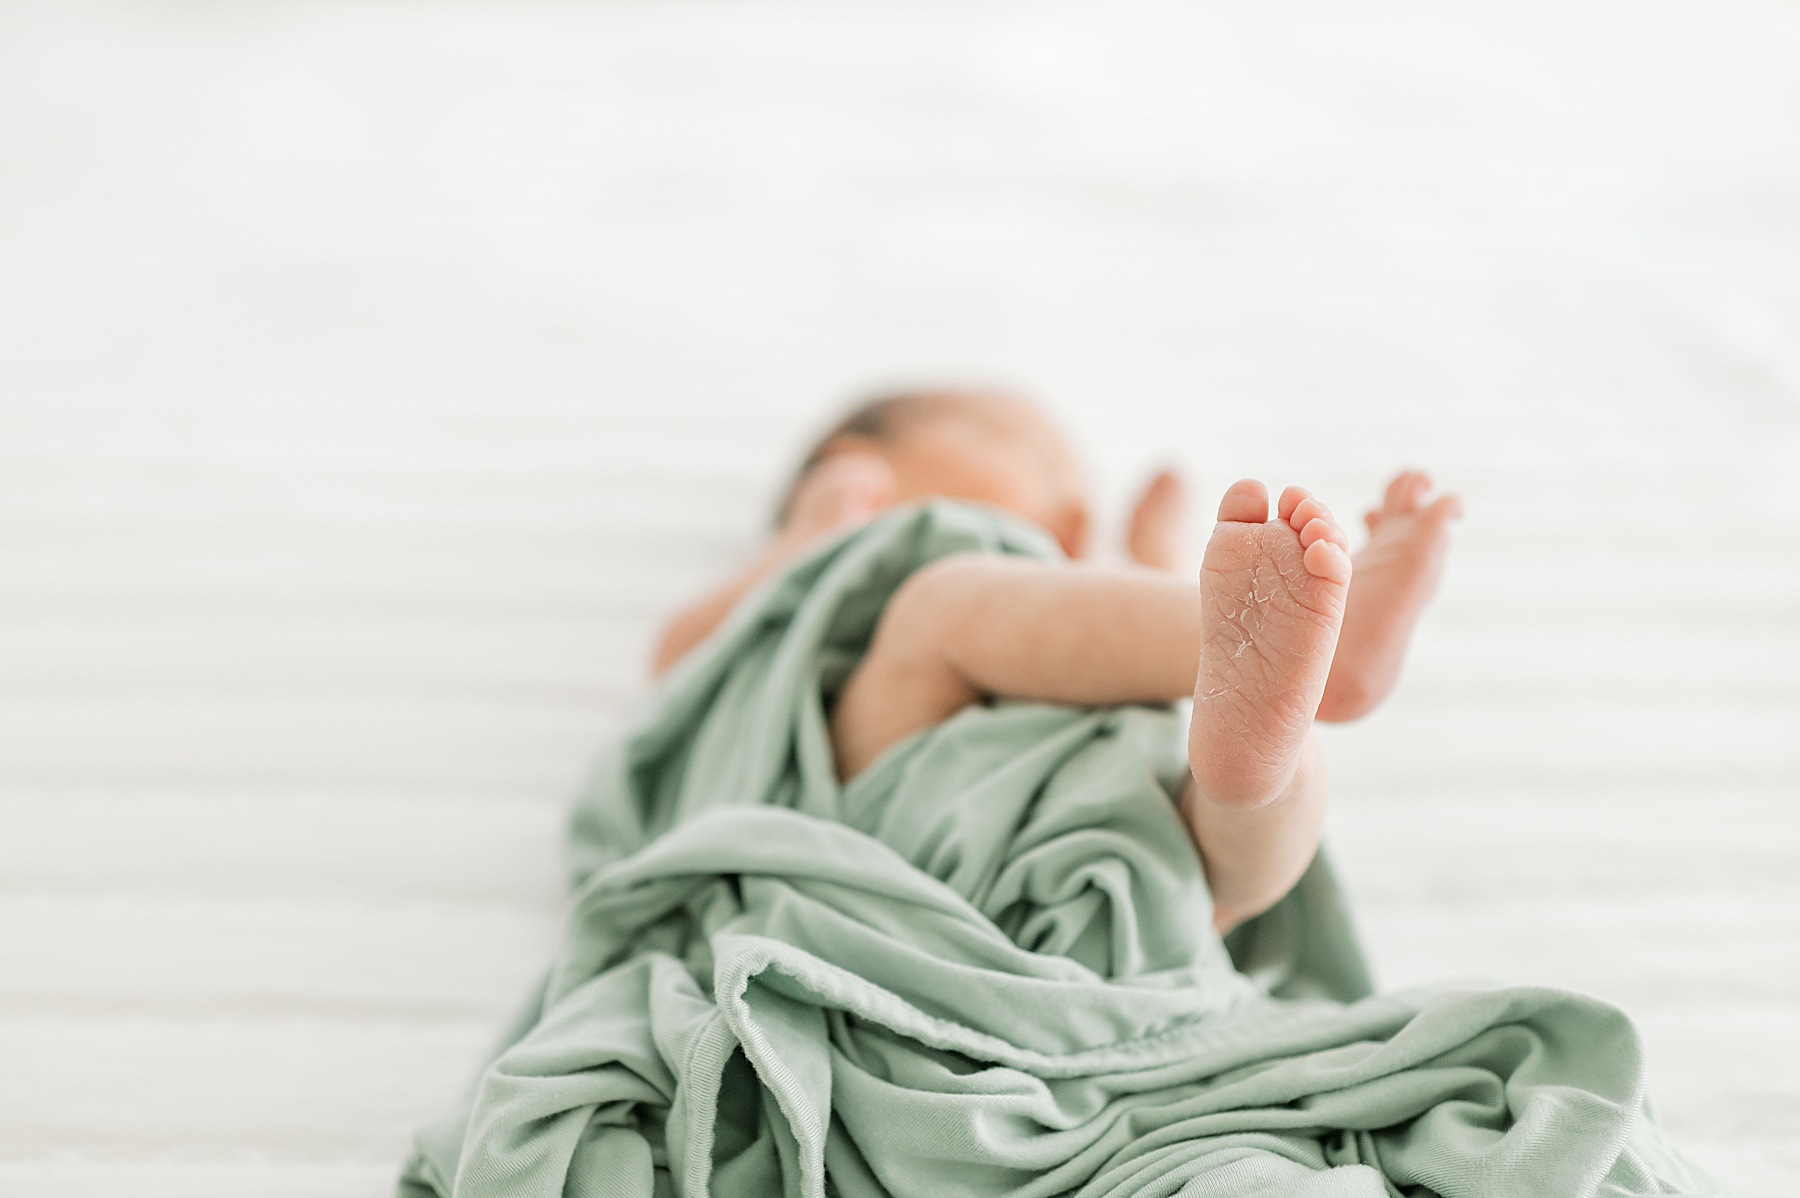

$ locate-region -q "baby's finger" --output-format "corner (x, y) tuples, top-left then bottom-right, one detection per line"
(1125, 468), (1191, 570)
(1134, 468), (1185, 505)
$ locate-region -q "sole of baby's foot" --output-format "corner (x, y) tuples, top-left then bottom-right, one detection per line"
(1188, 480), (1352, 808)
(1316, 471), (1462, 723)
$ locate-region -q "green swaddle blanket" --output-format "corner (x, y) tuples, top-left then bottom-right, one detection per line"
(400, 502), (1719, 1198)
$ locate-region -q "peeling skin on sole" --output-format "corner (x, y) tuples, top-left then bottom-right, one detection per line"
(1187, 480), (1350, 809)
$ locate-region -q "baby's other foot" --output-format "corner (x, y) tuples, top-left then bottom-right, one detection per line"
(1126, 468), (1190, 571)
(1316, 471), (1462, 723)
(1189, 481), (1351, 808)
(779, 452), (896, 547)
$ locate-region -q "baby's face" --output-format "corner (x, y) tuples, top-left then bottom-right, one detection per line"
(865, 397), (1092, 558)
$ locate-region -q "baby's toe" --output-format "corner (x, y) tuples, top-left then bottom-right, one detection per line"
(1276, 485), (1313, 523)
(1422, 492), (1464, 523)
(1287, 495), (1331, 533)
(1218, 479), (1270, 524)
(1303, 538), (1353, 583)
(1382, 471), (1433, 515)
(1299, 515), (1347, 551)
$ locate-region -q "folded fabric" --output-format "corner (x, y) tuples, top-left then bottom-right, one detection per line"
(400, 502), (1721, 1198)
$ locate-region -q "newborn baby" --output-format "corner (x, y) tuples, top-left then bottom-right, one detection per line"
(403, 389), (1717, 1197)
(653, 390), (1461, 933)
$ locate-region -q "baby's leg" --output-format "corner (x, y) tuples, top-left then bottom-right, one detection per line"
(1184, 481), (1350, 928)
(831, 480), (1352, 931)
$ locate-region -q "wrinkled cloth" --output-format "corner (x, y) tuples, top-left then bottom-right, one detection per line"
(400, 502), (1720, 1198)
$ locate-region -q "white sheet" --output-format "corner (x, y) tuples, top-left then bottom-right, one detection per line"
(1, 2), (1796, 1194)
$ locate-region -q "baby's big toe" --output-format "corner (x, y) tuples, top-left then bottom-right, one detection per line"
(1217, 479), (1270, 524)
(1382, 471), (1433, 515)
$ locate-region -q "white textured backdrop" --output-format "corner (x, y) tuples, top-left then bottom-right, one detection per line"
(1, 2), (1796, 1195)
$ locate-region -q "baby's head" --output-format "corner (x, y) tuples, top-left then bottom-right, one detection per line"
(778, 389), (1092, 558)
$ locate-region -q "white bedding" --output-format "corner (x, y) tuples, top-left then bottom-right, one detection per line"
(1, 2), (1796, 1195)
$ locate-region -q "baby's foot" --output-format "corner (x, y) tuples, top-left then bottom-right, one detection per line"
(1125, 468), (1190, 571)
(1189, 481), (1352, 807)
(778, 452), (896, 548)
(1316, 471), (1462, 723)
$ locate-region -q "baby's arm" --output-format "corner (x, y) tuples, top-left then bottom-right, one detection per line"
(829, 556), (1202, 775)
(833, 482), (1351, 933)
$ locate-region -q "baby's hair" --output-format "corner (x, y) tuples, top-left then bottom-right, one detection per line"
(773, 389), (985, 527)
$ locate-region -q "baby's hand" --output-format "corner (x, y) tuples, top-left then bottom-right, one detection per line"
(1125, 468), (1190, 571)
(781, 452), (896, 547)
(653, 451), (899, 677)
